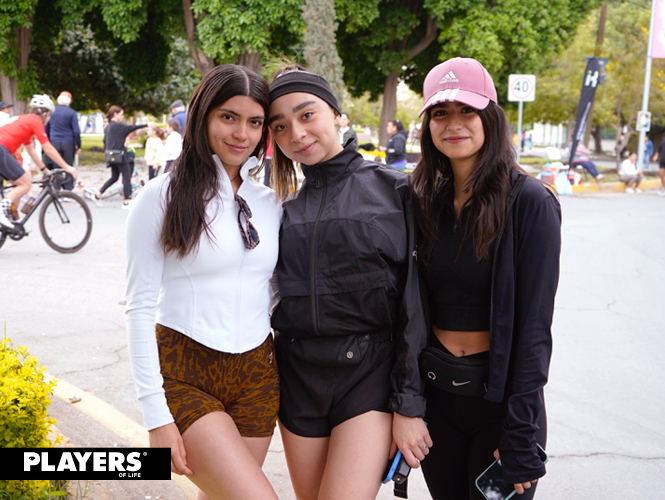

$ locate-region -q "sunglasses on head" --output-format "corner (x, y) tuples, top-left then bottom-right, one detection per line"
(235, 194), (260, 249)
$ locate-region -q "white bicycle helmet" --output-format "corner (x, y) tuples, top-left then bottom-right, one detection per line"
(29, 94), (55, 113)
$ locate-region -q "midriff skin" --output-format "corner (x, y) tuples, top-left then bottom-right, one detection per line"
(433, 327), (490, 357)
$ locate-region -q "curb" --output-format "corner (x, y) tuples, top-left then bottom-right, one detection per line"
(46, 374), (199, 500)
(571, 179), (662, 194)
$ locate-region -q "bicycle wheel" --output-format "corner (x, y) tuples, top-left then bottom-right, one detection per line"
(0, 230), (6, 250)
(39, 191), (93, 253)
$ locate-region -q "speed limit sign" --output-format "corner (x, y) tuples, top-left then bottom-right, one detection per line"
(508, 74), (536, 102)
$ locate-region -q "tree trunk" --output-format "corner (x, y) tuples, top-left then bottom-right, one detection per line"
(379, 71), (400, 145)
(237, 49), (260, 71)
(592, 125), (603, 154)
(1, 23), (32, 115)
(378, 16), (437, 146)
(182, 0), (215, 77)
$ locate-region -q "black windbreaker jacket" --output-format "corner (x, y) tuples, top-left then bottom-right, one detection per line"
(271, 143), (428, 418)
(420, 170), (561, 483)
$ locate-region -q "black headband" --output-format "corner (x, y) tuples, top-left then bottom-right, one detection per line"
(269, 70), (341, 115)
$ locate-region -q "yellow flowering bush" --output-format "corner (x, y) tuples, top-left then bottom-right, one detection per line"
(0, 337), (60, 499)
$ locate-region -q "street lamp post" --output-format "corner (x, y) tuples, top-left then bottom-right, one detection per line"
(636, 0), (657, 170)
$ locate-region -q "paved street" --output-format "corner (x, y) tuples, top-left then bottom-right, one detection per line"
(1, 181), (664, 498)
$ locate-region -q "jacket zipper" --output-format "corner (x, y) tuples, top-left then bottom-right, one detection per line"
(309, 167), (327, 336)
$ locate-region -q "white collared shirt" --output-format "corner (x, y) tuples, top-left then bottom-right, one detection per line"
(125, 155), (282, 430)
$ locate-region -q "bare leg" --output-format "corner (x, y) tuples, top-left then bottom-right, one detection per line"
(279, 421), (330, 500)
(182, 411), (278, 500)
(318, 411), (393, 500)
(660, 168), (665, 189)
(7, 171), (31, 205)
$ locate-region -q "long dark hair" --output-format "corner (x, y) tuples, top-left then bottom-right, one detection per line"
(160, 64), (269, 258)
(411, 101), (516, 262)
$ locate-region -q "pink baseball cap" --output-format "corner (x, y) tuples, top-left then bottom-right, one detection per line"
(419, 58), (497, 117)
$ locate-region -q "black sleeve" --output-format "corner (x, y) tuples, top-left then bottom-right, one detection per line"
(393, 134), (406, 156)
(499, 190), (561, 484)
(389, 185), (429, 418)
(659, 138), (665, 158)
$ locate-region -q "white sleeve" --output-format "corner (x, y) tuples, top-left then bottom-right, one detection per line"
(125, 178), (174, 430)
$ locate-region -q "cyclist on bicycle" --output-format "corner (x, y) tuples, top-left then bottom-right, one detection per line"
(0, 94), (79, 229)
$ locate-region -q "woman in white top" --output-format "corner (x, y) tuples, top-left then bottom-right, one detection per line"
(618, 151), (643, 193)
(163, 119), (183, 173)
(125, 64), (282, 500)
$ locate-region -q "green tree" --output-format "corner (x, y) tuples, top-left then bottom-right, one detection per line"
(0, 0), (39, 114)
(337, 0), (601, 145)
(302, 0), (346, 104)
(527, 1), (665, 155)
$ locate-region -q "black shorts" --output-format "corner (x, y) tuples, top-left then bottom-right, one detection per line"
(0, 145), (25, 181)
(275, 334), (395, 437)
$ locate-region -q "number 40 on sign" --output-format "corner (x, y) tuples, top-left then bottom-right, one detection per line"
(508, 75), (536, 102)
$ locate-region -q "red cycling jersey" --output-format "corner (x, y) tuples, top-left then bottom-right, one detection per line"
(0, 114), (49, 155)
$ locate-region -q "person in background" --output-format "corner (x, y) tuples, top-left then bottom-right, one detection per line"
(170, 99), (187, 135)
(95, 106), (148, 208)
(643, 135), (654, 173)
(163, 119), (182, 173)
(618, 151), (643, 193)
(126, 64), (282, 500)
(0, 101), (13, 127)
(381, 119), (408, 170)
(410, 57), (561, 500)
(651, 135), (665, 196)
(570, 142), (605, 181)
(338, 112), (357, 150)
(0, 95), (78, 228)
(145, 124), (166, 180)
(43, 91), (80, 190)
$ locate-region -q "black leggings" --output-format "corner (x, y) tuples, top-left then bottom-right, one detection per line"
(100, 162), (132, 200)
(421, 377), (547, 500)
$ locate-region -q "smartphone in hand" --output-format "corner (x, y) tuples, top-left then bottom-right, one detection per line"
(475, 444), (548, 500)
(382, 450), (411, 485)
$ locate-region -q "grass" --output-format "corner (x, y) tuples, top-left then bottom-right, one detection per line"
(79, 134), (146, 167)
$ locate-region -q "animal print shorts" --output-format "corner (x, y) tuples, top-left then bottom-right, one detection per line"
(156, 324), (279, 437)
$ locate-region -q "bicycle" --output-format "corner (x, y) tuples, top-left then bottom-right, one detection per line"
(0, 169), (93, 253)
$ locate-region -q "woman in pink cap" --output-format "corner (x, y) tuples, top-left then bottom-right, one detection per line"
(409, 57), (561, 499)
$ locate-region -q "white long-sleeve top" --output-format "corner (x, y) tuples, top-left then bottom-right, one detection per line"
(125, 155), (282, 430)
(618, 157), (639, 176)
(163, 132), (182, 161)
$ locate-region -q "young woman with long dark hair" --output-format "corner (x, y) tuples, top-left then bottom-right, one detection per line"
(410, 57), (561, 500)
(267, 66), (431, 500)
(125, 64), (282, 500)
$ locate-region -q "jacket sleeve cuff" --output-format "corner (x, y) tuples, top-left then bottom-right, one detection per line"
(389, 393), (427, 418)
(140, 392), (175, 431)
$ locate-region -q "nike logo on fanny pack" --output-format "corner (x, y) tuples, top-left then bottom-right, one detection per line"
(452, 380), (471, 387)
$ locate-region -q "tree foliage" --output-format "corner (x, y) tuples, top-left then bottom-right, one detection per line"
(527, 1), (665, 137)
(336, 0), (601, 143)
(191, 0), (304, 67)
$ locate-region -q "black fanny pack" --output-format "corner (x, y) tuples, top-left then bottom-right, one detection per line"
(106, 149), (126, 164)
(419, 346), (489, 397)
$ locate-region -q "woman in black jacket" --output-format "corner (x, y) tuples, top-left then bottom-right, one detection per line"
(96, 106), (148, 208)
(410, 57), (561, 500)
(381, 119), (407, 170)
(268, 66), (431, 500)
